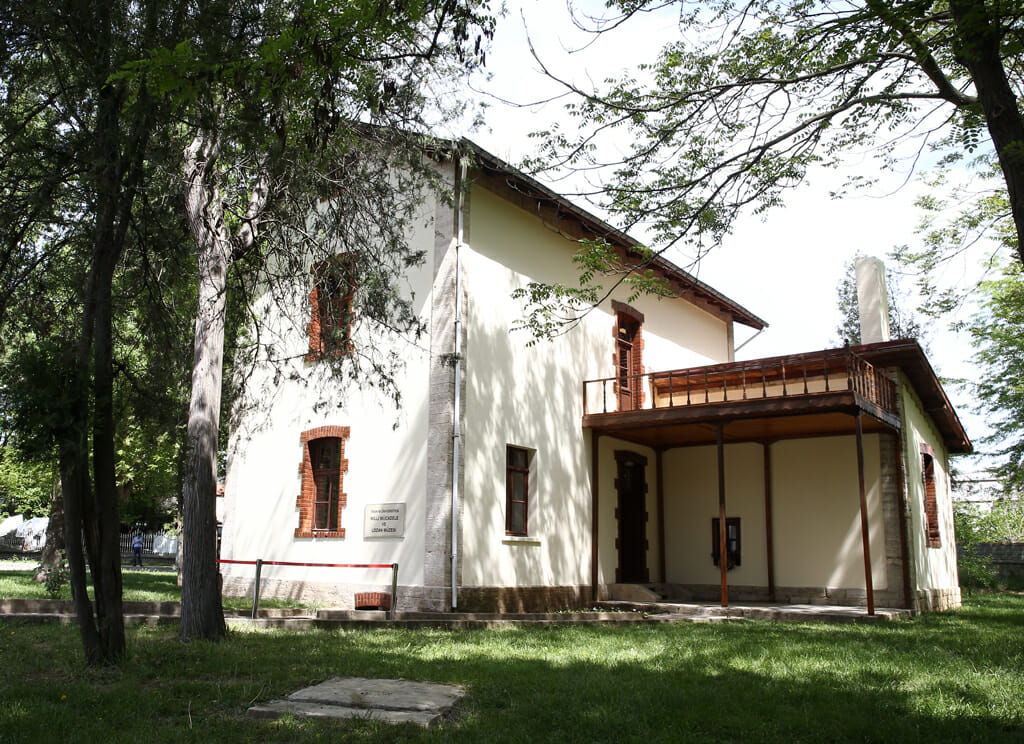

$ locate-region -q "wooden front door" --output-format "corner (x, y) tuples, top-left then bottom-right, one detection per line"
(615, 451), (649, 583)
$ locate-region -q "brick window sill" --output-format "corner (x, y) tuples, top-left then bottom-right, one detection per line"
(294, 529), (346, 539)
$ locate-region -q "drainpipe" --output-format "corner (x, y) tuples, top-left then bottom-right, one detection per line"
(451, 160), (466, 610)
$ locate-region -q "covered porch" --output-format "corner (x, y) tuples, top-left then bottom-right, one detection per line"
(584, 345), (909, 616)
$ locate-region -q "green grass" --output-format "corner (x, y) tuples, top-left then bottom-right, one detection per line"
(1, 593), (1023, 743)
(0, 569), (302, 611)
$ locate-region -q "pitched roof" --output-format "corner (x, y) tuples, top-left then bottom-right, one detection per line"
(459, 138), (767, 331)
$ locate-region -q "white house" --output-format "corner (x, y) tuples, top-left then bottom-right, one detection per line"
(220, 140), (969, 614)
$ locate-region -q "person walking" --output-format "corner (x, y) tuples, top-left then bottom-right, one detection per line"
(131, 534), (144, 567)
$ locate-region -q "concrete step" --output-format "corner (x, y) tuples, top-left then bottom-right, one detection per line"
(248, 676), (465, 727)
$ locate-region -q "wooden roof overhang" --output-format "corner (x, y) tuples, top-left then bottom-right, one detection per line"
(582, 391), (901, 450)
(853, 340), (972, 454)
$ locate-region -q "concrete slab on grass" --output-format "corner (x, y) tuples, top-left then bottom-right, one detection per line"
(247, 676), (465, 727)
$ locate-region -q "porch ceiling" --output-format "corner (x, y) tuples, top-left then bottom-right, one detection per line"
(582, 392), (897, 449)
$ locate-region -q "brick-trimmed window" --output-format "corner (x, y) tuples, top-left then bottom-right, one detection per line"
(306, 256), (355, 361)
(921, 445), (941, 548)
(612, 300), (645, 411)
(711, 517), (741, 569)
(295, 426), (349, 538)
(506, 445), (532, 536)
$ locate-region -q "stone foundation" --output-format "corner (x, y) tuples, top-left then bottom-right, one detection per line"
(911, 586), (961, 613)
(222, 575), (408, 611)
(655, 582), (908, 609)
(455, 585), (592, 613)
(221, 574), (593, 613)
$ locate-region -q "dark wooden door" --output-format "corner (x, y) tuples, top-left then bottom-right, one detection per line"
(615, 452), (649, 583)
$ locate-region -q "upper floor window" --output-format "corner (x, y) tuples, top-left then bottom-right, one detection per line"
(307, 255), (355, 360)
(612, 301), (645, 412)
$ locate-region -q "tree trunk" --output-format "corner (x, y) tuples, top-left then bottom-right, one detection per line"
(180, 132), (228, 641)
(89, 231), (126, 661)
(34, 479), (65, 583)
(950, 0), (1024, 265)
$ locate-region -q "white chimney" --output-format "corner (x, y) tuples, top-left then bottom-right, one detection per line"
(855, 256), (891, 345)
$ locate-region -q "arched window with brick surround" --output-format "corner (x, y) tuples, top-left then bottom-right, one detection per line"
(295, 426), (349, 538)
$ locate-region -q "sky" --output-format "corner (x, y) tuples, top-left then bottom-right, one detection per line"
(462, 0), (992, 470)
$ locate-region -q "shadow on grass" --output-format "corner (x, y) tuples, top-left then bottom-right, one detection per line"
(2, 598), (1023, 744)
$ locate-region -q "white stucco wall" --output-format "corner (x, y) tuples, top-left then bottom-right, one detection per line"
(899, 376), (959, 591)
(220, 194), (440, 594)
(660, 436), (886, 592)
(662, 442), (769, 588)
(771, 435), (886, 590)
(458, 184), (734, 589)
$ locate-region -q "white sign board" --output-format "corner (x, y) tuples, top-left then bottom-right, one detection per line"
(364, 503), (405, 539)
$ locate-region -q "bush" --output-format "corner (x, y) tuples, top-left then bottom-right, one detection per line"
(40, 552), (69, 599)
(954, 503), (999, 590)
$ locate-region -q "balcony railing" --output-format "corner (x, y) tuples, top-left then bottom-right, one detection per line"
(583, 348), (898, 418)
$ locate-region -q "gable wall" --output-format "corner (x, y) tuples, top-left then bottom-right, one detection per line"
(220, 184), (447, 603)
(457, 183), (733, 590)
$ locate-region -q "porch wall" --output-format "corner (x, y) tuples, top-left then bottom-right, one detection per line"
(661, 436), (892, 601)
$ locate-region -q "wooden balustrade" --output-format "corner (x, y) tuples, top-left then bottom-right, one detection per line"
(583, 349), (898, 418)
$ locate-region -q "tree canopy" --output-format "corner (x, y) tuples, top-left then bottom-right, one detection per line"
(0, 0), (494, 660)
(518, 1), (1024, 336)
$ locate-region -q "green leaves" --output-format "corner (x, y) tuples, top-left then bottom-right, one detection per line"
(511, 238), (671, 342)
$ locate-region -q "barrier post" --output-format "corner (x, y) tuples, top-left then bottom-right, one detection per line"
(390, 563), (399, 620)
(251, 559), (263, 619)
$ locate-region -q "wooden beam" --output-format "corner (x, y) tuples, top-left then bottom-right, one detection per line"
(656, 448), (666, 582)
(855, 413), (875, 615)
(591, 431), (601, 604)
(763, 442), (776, 602)
(718, 424), (728, 607)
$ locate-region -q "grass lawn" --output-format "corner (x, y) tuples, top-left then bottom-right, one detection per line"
(1, 588), (1022, 743)
(0, 569), (297, 611)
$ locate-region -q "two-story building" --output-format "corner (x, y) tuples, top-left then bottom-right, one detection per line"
(220, 139), (969, 615)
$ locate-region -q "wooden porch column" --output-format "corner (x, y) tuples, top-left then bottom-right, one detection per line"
(656, 448), (666, 582)
(855, 413), (876, 615)
(763, 442), (776, 602)
(591, 431), (601, 603)
(717, 424), (728, 607)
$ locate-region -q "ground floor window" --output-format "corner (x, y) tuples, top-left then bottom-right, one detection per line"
(921, 450), (941, 548)
(295, 426), (349, 538)
(711, 517), (741, 569)
(506, 445), (533, 536)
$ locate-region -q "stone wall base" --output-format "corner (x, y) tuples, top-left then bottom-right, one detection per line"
(655, 583), (907, 609)
(221, 575), (958, 614)
(455, 585), (593, 613)
(221, 575), (449, 613)
(911, 587), (961, 613)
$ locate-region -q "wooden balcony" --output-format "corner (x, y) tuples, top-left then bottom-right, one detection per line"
(582, 348), (902, 449)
